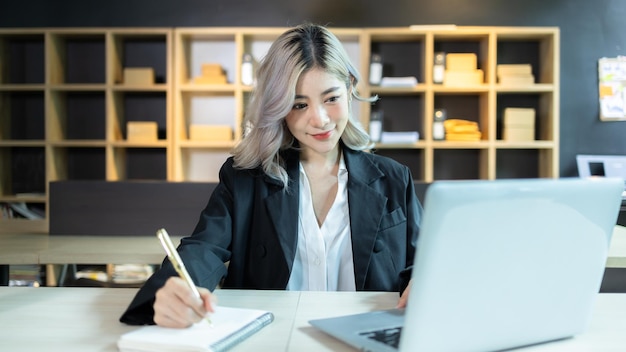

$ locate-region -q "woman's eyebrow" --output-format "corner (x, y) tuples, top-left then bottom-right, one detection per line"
(321, 86), (341, 96)
(294, 86), (341, 100)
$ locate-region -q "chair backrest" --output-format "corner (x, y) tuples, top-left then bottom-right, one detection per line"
(49, 180), (431, 236)
(49, 181), (217, 236)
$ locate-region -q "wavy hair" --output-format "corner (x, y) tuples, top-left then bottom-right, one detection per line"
(232, 23), (377, 188)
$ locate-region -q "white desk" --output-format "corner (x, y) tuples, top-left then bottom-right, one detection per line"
(607, 225), (626, 268)
(0, 287), (625, 351)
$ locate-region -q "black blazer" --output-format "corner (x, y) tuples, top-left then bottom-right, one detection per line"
(120, 146), (422, 325)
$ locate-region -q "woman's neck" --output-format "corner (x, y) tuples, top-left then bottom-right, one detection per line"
(300, 146), (341, 175)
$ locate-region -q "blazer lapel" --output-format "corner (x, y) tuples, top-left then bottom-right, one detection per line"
(262, 147), (387, 289)
(264, 150), (300, 272)
(344, 149), (386, 290)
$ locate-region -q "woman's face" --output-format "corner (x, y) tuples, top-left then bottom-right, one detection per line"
(285, 68), (350, 158)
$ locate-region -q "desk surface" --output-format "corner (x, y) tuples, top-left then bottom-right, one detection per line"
(607, 225), (626, 268)
(0, 287), (625, 352)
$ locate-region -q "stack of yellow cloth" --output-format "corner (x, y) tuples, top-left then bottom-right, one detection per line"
(444, 119), (481, 141)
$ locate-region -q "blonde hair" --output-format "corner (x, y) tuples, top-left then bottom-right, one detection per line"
(232, 23), (377, 188)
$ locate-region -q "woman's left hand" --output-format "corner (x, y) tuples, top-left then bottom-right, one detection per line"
(396, 279), (412, 309)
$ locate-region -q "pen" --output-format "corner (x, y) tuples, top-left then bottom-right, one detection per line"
(156, 228), (212, 325)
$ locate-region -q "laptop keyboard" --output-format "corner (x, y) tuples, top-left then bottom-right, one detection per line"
(359, 327), (403, 348)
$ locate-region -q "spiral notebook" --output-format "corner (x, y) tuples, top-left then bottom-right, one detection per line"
(117, 306), (274, 352)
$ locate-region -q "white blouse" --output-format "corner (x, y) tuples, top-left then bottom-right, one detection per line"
(286, 155), (356, 291)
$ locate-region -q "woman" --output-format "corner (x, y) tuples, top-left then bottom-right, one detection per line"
(120, 23), (422, 327)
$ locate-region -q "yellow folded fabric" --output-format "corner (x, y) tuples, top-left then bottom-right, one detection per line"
(445, 132), (482, 141)
(446, 124), (479, 133)
(443, 119), (481, 139)
(443, 119), (478, 130)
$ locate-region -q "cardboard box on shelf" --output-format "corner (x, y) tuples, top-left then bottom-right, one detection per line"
(503, 127), (534, 141)
(503, 107), (535, 141)
(123, 68), (155, 85)
(504, 108), (535, 127)
(193, 75), (227, 84)
(201, 63), (224, 77)
(446, 53), (477, 71)
(189, 124), (233, 141)
(444, 69), (484, 86)
(127, 121), (158, 142)
(499, 75), (535, 85)
(497, 64), (534, 85)
(497, 64), (532, 76)
(194, 63), (227, 84)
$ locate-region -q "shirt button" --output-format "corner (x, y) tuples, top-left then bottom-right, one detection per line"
(314, 258), (321, 266)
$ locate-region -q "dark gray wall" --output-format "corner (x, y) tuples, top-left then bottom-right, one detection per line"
(3, 0), (626, 177)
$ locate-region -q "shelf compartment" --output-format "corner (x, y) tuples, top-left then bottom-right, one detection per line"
(434, 92), (489, 141)
(371, 148), (425, 180)
(0, 91), (45, 141)
(433, 32), (491, 84)
(179, 148), (231, 182)
(48, 91), (106, 141)
(241, 31), (282, 86)
(0, 32), (45, 84)
(176, 31), (237, 85)
(433, 148), (486, 180)
(178, 91), (237, 141)
(111, 147), (167, 181)
(48, 146), (106, 181)
(47, 32), (106, 85)
(496, 92), (555, 142)
(368, 32), (426, 85)
(495, 149), (543, 178)
(110, 31), (170, 85)
(371, 94), (425, 138)
(111, 91), (168, 141)
(496, 31), (557, 85)
(0, 146), (46, 197)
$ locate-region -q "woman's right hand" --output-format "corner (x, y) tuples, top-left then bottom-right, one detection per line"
(153, 276), (216, 328)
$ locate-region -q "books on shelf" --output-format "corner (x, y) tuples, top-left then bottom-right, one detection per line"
(497, 64), (534, 85)
(112, 264), (155, 284)
(9, 264), (42, 287)
(380, 76), (418, 87)
(2, 202), (44, 220)
(118, 306), (274, 352)
(380, 131), (419, 144)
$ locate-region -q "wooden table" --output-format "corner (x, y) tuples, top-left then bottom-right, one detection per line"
(0, 234), (177, 264)
(1, 226), (626, 285)
(0, 287), (626, 351)
(3, 226), (626, 266)
(0, 234), (181, 286)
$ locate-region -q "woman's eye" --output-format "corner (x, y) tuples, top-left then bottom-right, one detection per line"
(326, 96), (340, 103)
(293, 102), (307, 110)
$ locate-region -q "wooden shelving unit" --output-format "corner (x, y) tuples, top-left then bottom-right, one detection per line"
(1, 28), (173, 233)
(0, 26), (559, 233)
(361, 26), (559, 181)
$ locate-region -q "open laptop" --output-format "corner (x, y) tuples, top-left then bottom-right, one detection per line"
(309, 177), (624, 352)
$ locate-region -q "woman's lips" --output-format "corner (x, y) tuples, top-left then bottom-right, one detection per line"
(312, 130), (332, 140)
